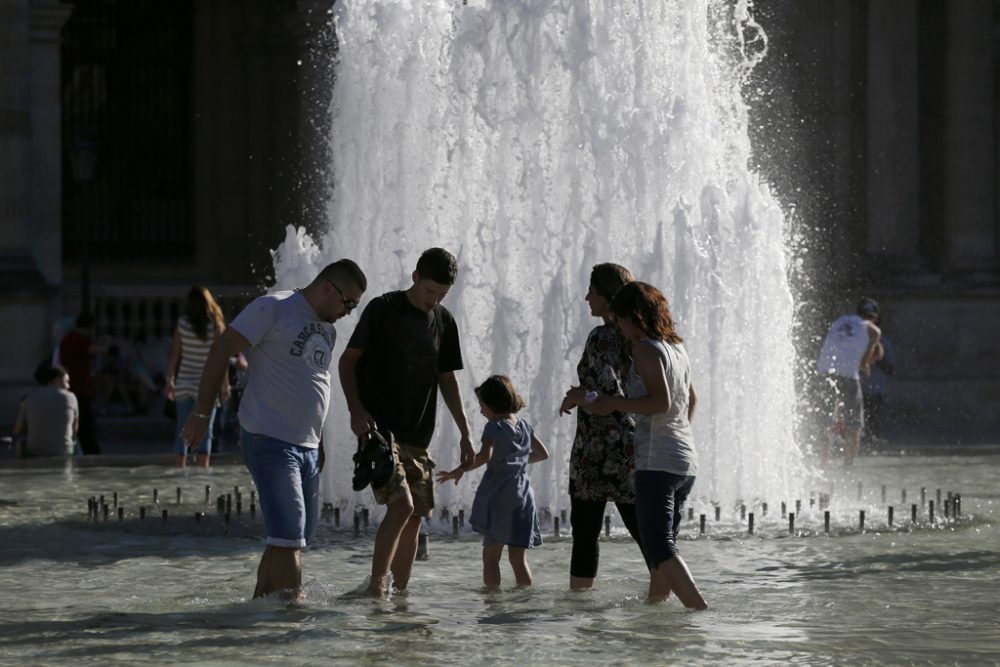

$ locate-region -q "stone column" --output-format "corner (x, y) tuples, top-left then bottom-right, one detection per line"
(866, 0), (920, 266)
(993, 0), (1000, 266)
(943, 0), (997, 272)
(0, 0), (69, 419)
(29, 0), (71, 287)
(996, 2), (1000, 263)
(192, 1), (312, 286)
(0, 1), (30, 254)
(829, 0), (869, 275)
(239, 6), (311, 280)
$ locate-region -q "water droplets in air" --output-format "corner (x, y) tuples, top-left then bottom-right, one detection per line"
(272, 0), (806, 518)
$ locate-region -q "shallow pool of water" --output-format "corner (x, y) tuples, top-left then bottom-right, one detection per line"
(1, 454), (998, 666)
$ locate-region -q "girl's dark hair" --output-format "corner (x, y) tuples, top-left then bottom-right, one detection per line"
(474, 375), (526, 415)
(610, 281), (683, 345)
(185, 286), (226, 341)
(590, 263), (634, 301)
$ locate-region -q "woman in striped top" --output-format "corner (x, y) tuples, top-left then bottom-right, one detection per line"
(166, 286), (229, 467)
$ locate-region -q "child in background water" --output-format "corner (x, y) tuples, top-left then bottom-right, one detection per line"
(437, 375), (549, 589)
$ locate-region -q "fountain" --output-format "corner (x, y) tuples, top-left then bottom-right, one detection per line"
(272, 0), (805, 520)
(3, 3), (999, 663)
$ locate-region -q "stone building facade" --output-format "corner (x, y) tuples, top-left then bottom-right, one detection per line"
(752, 0), (1000, 443)
(1, 0), (998, 443)
(0, 0), (330, 417)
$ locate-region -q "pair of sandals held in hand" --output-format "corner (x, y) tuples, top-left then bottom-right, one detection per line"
(351, 429), (395, 492)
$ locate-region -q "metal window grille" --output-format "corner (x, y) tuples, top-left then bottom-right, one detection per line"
(61, 0), (194, 260)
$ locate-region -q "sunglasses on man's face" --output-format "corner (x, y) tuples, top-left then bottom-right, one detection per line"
(327, 281), (359, 310)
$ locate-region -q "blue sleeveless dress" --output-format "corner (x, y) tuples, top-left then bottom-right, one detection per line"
(469, 419), (542, 548)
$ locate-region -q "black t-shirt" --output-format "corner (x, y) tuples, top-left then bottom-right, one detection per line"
(347, 291), (463, 449)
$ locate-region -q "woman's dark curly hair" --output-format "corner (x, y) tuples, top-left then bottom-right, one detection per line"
(609, 281), (683, 345)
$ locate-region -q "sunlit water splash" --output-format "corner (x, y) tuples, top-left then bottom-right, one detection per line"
(272, 0), (806, 519)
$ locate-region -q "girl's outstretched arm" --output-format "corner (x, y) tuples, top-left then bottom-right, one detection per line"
(528, 434), (549, 463)
(435, 467), (464, 485)
(436, 438), (494, 485)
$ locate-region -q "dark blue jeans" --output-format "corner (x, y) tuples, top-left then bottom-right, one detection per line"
(634, 470), (695, 570)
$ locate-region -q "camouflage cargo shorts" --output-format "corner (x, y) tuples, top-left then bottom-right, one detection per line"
(372, 442), (436, 518)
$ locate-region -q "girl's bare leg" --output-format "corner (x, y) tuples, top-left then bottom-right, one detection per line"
(508, 546), (533, 587)
(483, 543), (504, 589)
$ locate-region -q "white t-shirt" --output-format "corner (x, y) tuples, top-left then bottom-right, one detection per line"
(231, 290), (335, 447)
(816, 314), (870, 379)
(20, 386), (78, 456)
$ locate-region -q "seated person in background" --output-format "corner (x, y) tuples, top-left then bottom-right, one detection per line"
(218, 352), (250, 449)
(128, 334), (162, 415)
(14, 365), (79, 457)
(97, 344), (133, 415)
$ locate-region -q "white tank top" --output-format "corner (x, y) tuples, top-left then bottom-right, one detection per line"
(816, 314), (869, 379)
(627, 339), (698, 475)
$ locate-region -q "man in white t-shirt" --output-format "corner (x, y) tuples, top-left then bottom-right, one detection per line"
(181, 259), (366, 600)
(815, 297), (882, 466)
(14, 365), (79, 457)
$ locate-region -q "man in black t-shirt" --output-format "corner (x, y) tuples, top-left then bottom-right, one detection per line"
(340, 247), (475, 597)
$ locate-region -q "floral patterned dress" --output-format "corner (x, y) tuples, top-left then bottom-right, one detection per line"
(568, 324), (636, 503)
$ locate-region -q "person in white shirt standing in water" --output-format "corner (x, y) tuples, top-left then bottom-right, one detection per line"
(181, 259), (367, 601)
(815, 297), (883, 466)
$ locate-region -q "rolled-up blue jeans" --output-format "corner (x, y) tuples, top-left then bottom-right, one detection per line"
(634, 470), (695, 570)
(240, 428), (319, 549)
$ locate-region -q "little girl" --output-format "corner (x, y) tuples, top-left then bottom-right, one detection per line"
(437, 375), (549, 589)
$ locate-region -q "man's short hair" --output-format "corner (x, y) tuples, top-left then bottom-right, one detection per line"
(317, 259), (367, 291)
(76, 311), (94, 329)
(415, 248), (458, 285)
(856, 297), (879, 319)
(38, 365), (68, 386)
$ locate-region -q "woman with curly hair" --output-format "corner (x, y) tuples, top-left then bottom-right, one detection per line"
(586, 281), (707, 609)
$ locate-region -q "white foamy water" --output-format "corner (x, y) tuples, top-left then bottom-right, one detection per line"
(272, 0), (806, 516)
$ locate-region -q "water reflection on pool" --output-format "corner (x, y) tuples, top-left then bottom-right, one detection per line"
(1, 454), (998, 666)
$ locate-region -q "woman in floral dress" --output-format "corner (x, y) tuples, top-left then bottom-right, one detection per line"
(559, 263), (642, 590)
